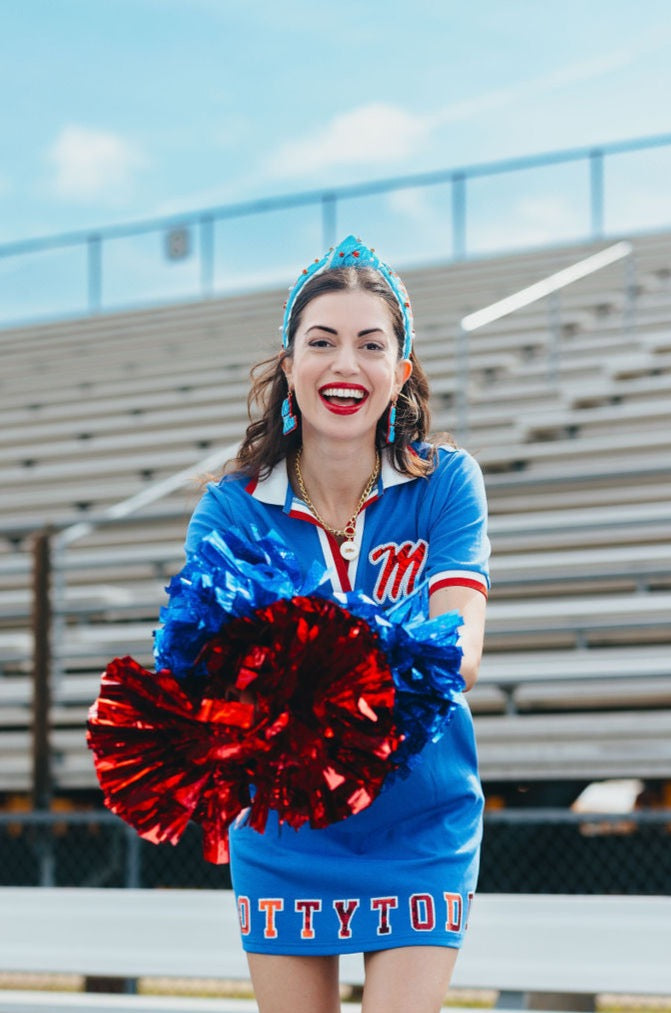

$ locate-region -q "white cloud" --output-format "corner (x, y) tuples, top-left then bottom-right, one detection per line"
(265, 37), (669, 183)
(48, 125), (147, 202)
(387, 188), (435, 225)
(426, 51), (640, 135)
(470, 194), (586, 253)
(607, 183), (671, 233)
(269, 102), (428, 177)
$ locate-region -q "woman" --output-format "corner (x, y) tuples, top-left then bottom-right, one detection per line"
(185, 236), (490, 1013)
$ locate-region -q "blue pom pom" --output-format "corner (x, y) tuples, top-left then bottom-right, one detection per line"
(337, 587), (464, 777)
(154, 526), (328, 677)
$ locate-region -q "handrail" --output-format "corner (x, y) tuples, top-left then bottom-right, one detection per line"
(2, 133), (670, 260)
(460, 240), (632, 331)
(56, 441), (238, 549)
(2, 130), (671, 324)
(24, 439), (239, 782)
(454, 241), (634, 438)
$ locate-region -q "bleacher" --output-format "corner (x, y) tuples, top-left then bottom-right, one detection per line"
(1, 230), (671, 802)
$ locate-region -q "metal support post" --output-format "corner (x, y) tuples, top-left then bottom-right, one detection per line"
(547, 291), (562, 387)
(87, 234), (102, 313)
(125, 826), (142, 889)
(199, 214), (215, 297)
(589, 150), (604, 239)
(456, 324), (470, 443)
(452, 173), (467, 260)
(623, 251), (637, 339)
(32, 528), (55, 886)
(32, 529), (52, 812)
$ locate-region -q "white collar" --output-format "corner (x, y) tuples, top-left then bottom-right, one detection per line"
(248, 448), (415, 507)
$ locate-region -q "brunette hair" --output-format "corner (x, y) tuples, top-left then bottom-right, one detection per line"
(229, 266), (451, 479)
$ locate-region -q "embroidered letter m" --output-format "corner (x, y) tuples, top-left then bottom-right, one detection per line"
(369, 540), (428, 603)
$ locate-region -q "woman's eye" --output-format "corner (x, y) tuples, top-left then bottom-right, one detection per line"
(308, 338), (332, 347)
(363, 341), (384, 351)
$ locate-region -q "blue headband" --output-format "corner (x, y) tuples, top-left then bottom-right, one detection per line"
(282, 235), (415, 359)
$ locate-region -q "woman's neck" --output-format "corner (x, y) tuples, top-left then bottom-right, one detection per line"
(293, 437), (379, 532)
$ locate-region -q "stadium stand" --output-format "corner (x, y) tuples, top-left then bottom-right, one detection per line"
(1, 229), (670, 812)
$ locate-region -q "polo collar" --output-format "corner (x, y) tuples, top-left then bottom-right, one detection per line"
(247, 449), (415, 511)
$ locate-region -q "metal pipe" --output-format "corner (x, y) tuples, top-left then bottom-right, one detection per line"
(452, 173), (467, 261)
(31, 528), (55, 887)
(87, 234), (102, 313)
(3, 130), (671, 261)
(31, 528), (52, 813)
(199, 214), (215, 297)
(623, 250), (638, 340)
(461, 241), (632, 332)
(455, 324), (469, 442)
(547, 290), (562, 387)
(590, 150), (605, 238)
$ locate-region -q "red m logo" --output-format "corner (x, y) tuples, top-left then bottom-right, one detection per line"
(369, 540), (428, 603)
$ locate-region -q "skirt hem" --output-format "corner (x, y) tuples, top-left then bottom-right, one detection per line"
(240, 934), (465, 957)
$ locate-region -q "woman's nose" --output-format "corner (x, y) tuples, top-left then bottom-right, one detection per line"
(332, 343), (359, 374)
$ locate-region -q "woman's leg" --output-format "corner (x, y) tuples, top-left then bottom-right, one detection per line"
(362, 945), (459, 1013)
(247, 952), (341, 1013)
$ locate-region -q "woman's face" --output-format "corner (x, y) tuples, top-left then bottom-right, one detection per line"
(283, 288), (412, 448)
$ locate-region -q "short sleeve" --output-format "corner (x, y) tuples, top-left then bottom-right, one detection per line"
(421, 447), (490, 599)
(184, 480), (238, 557)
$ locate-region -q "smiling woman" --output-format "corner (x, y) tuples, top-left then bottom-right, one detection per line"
(235, 255), (435, 485)
(166, 236), (491, 1012)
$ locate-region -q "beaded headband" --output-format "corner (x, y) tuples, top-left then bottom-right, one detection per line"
(282, 235), (415, 359)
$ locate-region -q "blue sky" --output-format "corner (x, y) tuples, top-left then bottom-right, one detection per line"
(2, 0), (671, 320)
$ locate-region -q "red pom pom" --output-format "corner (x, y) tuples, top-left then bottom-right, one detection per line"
(87, 597), (401, 863)
(87, 656), (254, 862)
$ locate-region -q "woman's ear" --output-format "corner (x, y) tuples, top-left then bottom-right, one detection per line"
(281, 353), (293, 388)
(394, 357), (413, 394)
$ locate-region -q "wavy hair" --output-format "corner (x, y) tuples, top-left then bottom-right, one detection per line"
(229, 266), (452, 479)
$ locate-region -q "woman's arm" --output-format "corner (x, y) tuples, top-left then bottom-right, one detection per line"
(429, 585), (487, 691)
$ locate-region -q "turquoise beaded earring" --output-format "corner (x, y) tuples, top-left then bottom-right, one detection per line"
(281, 389), (298, 435)
(386, 400), (397, 444)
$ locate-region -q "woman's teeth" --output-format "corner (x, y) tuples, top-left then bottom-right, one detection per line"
(321, 387), (366, 404)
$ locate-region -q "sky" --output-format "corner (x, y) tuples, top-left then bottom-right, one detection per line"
(2, 0), (671, 321)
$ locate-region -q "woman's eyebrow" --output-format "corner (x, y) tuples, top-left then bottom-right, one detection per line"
(304, 325), (386, 336)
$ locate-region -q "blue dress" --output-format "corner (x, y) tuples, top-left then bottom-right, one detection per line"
(184, 445), (490, 955)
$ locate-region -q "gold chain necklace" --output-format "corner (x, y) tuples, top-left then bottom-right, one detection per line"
(294, 449), (380, 561)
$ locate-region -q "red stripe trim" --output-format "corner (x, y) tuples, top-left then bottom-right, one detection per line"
(245, 477), (258, 495)
(430, 577), (489, 599)
(288, 507), (320, 526)
(325, 532), (352, 591)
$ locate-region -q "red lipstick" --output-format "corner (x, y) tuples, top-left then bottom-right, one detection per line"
(318, 383), (369, 415)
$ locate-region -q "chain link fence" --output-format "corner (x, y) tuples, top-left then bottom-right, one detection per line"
(0, 811), (231, 890)
(1, 808), (669, 894)
(480, 810), (671, 895)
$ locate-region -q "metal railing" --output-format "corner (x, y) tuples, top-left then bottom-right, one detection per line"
(1, 130), (670, 325)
